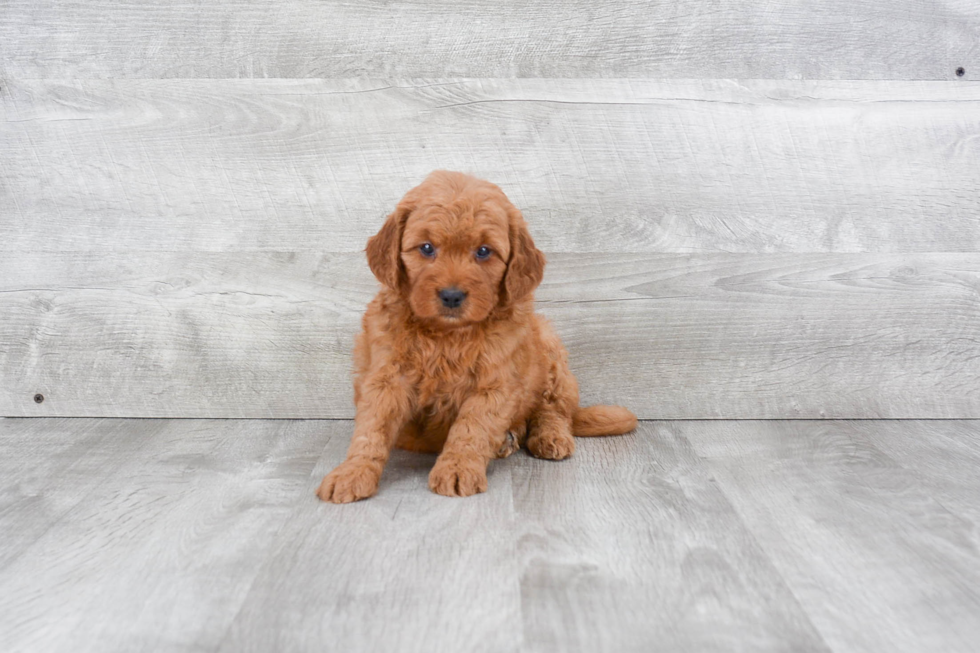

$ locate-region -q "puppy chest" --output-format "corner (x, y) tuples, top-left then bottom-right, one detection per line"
(413, 357), (477, 410)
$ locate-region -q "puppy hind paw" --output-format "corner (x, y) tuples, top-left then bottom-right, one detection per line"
(495, 430), (521, 459)
(527, 433), (575, 460)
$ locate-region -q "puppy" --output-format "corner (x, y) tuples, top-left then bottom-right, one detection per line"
(318, 171), (636, 503)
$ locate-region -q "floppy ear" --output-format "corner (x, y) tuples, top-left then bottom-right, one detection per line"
(502, 214), (546, 305)
(366, 203), (411, 290)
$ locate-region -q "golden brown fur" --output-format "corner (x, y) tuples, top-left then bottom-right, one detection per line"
(317, 171), (637, 502)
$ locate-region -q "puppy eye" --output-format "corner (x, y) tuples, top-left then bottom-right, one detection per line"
(419, 242), (435, 257)
(475, 246), (492, 260)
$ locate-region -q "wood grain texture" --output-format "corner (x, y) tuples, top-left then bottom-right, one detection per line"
(854, 420), (980, 528)
(4, 79), (980, 253)
(0, 1), (977, 79)
(0, 418), (327, 653)
(0, 251), (365, 418)
(686, 420), (980, 653)
(2, 418), (978, 652)
(218, 423), (521, 653)
(511, 423), (829, 652)
(2, 251), (977, 419)
(0, 418), (171, 571)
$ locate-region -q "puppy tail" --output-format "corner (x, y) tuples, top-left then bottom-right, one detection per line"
(572, 405), (638, 437)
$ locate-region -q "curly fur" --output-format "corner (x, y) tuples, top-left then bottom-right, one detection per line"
(318, 171), (637, 502)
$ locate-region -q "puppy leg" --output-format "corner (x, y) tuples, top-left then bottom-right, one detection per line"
(429, 391), (511, 497)
(526, 320), (578, 460)
(317, 372), (413, 503)
(495, 420), (526, 459)
(526, 406), (575, 461)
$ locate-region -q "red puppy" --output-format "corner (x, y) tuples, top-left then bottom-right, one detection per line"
(318, 171), (636, 502)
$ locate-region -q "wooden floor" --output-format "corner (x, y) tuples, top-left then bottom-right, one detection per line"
(1, 418), (978, 652)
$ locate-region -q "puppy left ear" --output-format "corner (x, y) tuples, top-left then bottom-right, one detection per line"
(366, 202), (411, 290)
(502, 211), (545, 305)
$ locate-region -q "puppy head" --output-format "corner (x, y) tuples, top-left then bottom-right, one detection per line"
(366, 170), (544, 328)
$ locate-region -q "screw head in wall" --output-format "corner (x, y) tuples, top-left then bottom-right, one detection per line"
(34, 393), (44, 404)
(956, 67), (966, 77)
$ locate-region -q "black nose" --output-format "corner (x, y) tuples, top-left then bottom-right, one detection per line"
(438, 287), (467, 309)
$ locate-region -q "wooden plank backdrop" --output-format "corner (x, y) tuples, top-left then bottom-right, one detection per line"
(3, 79), (980, 253)
(2, 252), (977, 419)
(2, 5), (979, 420)
(0, 1), (976, 80)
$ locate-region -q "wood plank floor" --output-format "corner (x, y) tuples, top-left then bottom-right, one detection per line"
(1, 418), (977, 652)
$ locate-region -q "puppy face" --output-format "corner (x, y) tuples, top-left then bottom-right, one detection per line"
(400, 190), (510, 325)
(367, 171), (545, 328)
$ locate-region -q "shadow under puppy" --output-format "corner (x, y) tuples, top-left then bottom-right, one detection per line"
(318, 171), (636, 503)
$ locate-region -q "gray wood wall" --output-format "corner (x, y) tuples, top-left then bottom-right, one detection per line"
(2, 2), (978, 418)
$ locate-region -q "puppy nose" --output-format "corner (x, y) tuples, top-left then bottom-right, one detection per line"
(438, 287), (467, 309)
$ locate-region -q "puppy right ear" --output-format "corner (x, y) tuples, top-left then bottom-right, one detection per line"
(366, 203), (411, 290)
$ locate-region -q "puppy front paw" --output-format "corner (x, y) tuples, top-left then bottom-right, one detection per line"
(317, 459), (381, 503)
(429, 456), (488, 497)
